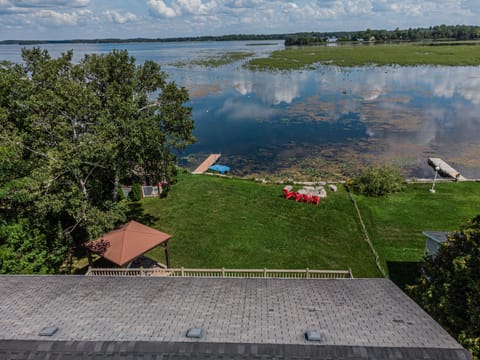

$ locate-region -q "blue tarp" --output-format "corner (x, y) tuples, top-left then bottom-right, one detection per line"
(208, 164), (230, 174)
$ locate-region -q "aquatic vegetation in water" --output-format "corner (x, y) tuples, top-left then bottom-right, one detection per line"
(172, 51), (255, 68)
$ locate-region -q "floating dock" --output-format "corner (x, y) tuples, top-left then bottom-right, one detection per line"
(192, 154), (221, 174)
(428, 158), (467, 181)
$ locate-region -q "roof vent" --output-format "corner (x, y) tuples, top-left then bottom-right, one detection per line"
(186, 328), (203, 339)
(39, 326), (59, 336)
(304, 330), (322, 342)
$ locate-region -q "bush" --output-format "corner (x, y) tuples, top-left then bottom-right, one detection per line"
(117, 187), (126, 202)
(350, 165), (406, 196)
(129, 183), (142, 202)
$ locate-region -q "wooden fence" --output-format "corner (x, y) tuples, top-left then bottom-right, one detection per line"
(86, 267), (353, 279)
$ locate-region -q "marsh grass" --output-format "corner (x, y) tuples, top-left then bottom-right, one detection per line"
(173, 51), (254, 67)
(247, 43), (480, 70)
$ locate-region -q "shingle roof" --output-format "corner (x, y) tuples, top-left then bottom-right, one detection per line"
(0, 276), (472, 360)
(84, 220), (171, 266)
(422, 231), (451, 244)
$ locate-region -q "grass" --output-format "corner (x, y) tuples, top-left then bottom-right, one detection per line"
(173, 51), (254, 67)
(247, 43), (480, 70)
(141, 172), (381, 278)
(354, 181), (480, 277)
(111, 174), (479, 282)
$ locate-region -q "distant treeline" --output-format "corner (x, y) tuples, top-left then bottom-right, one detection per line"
(285, 25), (480, 46)
(0, 34), (285, 45)
(1, 25), (479, 46)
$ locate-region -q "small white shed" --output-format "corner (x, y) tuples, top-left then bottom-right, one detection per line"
(423, 231), (451, 257)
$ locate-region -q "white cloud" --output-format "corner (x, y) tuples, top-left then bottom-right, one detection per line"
(105, 10), (138, 24)
(36, 9), (78, 25)
(1, 0), (480, 40)
(224, 0), (267, 8)
(177, 0), (215, 14)
(147, 0), (218, 18)
(147, 0), (179, 17)
(282, 2), (299, 13)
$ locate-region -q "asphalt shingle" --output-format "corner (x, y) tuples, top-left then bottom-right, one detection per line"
(0, 276), (472, 359)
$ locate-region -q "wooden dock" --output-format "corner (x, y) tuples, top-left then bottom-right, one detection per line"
(428, 158), (467, 181)
(192, 154), (221, 174)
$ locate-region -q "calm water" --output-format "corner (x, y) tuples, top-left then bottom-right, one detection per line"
(2, 41), (480, 179)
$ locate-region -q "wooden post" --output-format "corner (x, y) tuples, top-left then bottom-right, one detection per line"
(164, 240), (171, 268)
(87, 251), (93, 267)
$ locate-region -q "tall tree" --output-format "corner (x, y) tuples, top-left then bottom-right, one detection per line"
(408, 215), (480, 359)
(0, 48), (194, 272)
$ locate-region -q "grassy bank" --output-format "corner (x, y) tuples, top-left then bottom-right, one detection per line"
(136, 174), (479, 280)
(247, 43), (480, 70)
(354, 181), (480, 279)
(141, 172), (380, 278)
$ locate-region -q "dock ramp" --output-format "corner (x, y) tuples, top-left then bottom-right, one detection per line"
(428, 158), (467, 181)
(193, 154), (221, 174)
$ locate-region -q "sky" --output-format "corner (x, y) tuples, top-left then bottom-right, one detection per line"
(0, 0), (478, 41)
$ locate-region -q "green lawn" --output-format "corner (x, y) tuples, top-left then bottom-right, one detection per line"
(354, 182), (480, 277)
(138, 174), (479, 280)
(247, 43), (480, 70)
(141, 172), (380, 278)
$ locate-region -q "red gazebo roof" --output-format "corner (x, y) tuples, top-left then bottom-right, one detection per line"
(85, 220), (171, 267)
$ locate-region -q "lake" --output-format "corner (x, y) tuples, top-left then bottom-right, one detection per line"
(2, 41), (479, 179)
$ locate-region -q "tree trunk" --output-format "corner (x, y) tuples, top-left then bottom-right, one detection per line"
(79, 179), (88, 201)
(113, 173), (119, 202)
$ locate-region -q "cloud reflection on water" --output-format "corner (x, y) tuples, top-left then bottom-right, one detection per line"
(233, 71), (306, 105)
(198, 64), (480, 178)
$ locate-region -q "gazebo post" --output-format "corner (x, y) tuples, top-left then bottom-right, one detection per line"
(164, 241), (171, 268)
(87, 251), (94, 267)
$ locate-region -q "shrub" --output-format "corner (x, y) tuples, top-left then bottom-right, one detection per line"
(129, 183), (142, 202)
(117, 187), (126, 202)
(350, 165), (406, 196)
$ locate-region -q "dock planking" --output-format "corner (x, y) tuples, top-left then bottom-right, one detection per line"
(193, 154), (222, 174)
(428, 158), (467, 181)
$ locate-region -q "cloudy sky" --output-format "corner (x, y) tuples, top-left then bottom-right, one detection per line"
(0, 0), (478, 40)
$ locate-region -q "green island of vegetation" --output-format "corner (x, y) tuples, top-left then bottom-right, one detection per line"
(247, 43), (480, 70)
(172, 51), (254, 68)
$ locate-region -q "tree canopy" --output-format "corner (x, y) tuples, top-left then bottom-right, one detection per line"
(285, 25), (480, 46)
(408, 215), (480, 359)
(0, 48), (194, 273)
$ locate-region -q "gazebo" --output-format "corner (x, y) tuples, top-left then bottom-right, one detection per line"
(85, 220), (172, 268)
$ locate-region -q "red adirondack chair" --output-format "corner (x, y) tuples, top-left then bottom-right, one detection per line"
(311, 195), (320, 206)
(295, 192), (303, 202)
(302, 194), (312, 203)
(283, 189), (296, 200)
